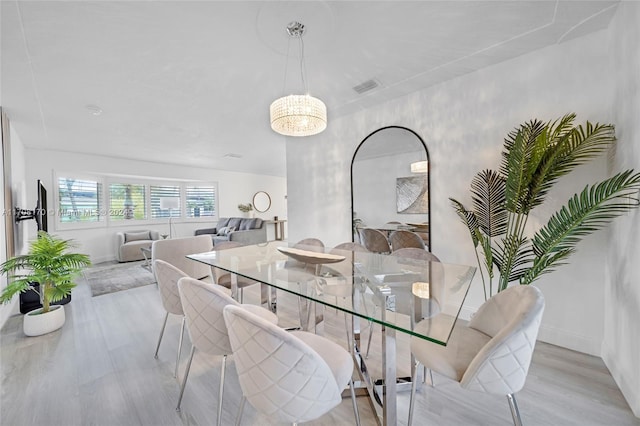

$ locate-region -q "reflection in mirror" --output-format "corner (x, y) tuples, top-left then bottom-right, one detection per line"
(253, 191), (271, 213)
(351, 126), (430, 250)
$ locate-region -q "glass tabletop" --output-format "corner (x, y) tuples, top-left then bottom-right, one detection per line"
(187, 241), (475, 346)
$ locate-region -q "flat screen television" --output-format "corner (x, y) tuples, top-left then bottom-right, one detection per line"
(35, 179), (47, 232)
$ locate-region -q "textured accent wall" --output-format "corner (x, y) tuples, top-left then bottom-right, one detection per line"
(287, 28), (615, 358)
(604, 1), (640, 417)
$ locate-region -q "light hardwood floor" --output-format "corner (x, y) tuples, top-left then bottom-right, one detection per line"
(1, 274), (638, 426)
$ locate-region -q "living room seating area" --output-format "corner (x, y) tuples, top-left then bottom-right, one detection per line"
(195, 217), (267, 246)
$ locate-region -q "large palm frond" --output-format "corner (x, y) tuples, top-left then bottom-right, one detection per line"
(525, 170), (640, 284)
(470, 169), (507, 237)
(493, 234), (533, 290)
(450, 198), (480, 247)
(501, 120), (546, 213)
(524, 118), (616, 212)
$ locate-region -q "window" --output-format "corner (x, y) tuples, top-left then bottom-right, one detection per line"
(57, 177), (103, 223)
(109, 183), (146, 221)
(150, 185), (180, 218)
(186, 185), (216, 218)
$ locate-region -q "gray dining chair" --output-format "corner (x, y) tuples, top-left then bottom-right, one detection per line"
(389, 230), (426, 251)
(358, 228), (391, 254)
(408, 285), (545, 426)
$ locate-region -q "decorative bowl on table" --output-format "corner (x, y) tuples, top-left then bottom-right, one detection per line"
(276, 246), (346, 264)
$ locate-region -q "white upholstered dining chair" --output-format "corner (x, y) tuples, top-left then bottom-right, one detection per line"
(153, 259), (189, 378)
(408, 285), (545, 426)
(176, 277), (278, 425)
(223, 304), (360, 426)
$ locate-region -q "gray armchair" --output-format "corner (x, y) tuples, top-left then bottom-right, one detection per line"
(115, 230), (160, 262)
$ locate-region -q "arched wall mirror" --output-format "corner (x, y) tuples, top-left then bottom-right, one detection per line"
(253, 191), (272, 213)
(351, 126), (431, 250)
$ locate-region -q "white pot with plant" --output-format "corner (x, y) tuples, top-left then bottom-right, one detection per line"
(238, 203), (254, 218)
(1, 231), (91, 336)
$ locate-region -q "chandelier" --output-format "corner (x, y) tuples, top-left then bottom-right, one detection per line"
(270, 22), (327, 137)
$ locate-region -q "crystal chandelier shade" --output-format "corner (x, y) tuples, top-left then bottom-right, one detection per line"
(270, 22), (327, 137)
(270, 94), (327, 137)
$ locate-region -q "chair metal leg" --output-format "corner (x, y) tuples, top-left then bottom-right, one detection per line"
(154, 312), (169, 359)
(235, 396), (245, 426)
(176, 346), (196, 411)
(365, 320), (374, 358)
(217, 355), (227, 426)
(343, 312), (351, 349)
(408, 361), (420, 426)
(174, 316), (186, 378)
(507, 393), (523, 426)
(349, 378), (361, 426)
(239, 288), (244, 304)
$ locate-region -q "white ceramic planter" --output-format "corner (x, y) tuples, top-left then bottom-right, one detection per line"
(23, 305), (66, 337)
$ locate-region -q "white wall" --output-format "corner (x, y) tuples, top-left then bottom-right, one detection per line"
(0, 122), (28, 326)
(604, 1), (640, 417)
(24, 149), (287, 263)
(287, 28), (615, 356)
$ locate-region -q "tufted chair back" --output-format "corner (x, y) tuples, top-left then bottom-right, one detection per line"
(358, 228), (391, 254)
(154, 260), (188, 316)
(178, 277), (239, 356)
(223, 304), (344, 423)
(332, 242), (369, 253)
(462, 285), (545, 395)
(389, 230), (426, 251)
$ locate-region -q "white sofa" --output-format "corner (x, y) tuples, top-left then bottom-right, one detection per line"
(116, 230), (160, 262)
(151, 235), (213, 280)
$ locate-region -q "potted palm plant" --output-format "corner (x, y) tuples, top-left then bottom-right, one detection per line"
(0, 231), (91, 336)
(451, 113), (640, 300)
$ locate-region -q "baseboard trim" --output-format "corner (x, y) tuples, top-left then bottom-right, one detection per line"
(537, 324), (601, 356)
(602, 343), (640, 417)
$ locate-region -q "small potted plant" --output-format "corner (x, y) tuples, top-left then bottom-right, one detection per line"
(0, 231), (91, 336)
(238, 202), (254, 218)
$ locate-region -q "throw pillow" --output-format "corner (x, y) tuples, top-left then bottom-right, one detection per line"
(217, 217), (230, 229)
(125, 231), (150, 242)
(239, 218), (255, 231)
(228, 217), (243, 230)
(216, 226), (235, 236)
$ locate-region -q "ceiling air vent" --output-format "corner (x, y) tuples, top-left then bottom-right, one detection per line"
(223, 153), (242, 159)
(353, 79), (380, 94)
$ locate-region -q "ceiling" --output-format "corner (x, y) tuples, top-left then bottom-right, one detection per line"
(1, 1), (619, 177)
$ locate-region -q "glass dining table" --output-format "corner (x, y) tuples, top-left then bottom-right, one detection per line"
(188, 241), (476, 426)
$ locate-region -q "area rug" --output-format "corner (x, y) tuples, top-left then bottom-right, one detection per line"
(84, 261), (156, 297)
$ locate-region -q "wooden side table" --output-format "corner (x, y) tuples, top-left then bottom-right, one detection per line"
(266, 219), (287, 241)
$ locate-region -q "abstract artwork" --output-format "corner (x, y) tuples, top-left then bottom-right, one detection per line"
(396, 176), (428, 214)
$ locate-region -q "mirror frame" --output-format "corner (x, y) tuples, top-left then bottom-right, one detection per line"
(252, 191), (272, 213)
(350, 125), (431, 251)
